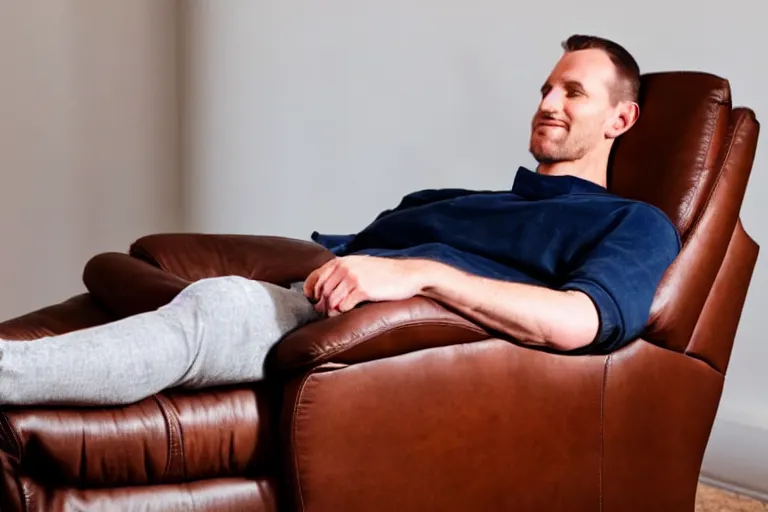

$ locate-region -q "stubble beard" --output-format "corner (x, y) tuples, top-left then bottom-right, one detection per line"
(529, 130), (589, 164)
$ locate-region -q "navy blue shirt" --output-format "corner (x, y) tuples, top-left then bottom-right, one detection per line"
(311, 167), (681, 354)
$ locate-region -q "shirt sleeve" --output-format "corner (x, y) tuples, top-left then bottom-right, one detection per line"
(558, 203), (681, 353)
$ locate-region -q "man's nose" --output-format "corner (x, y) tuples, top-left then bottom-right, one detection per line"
(539, 89), (565, 114)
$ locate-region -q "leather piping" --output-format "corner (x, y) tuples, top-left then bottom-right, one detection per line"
(0, 411), (22, 460)
(679, 102), (727, 236)
(681, 108), (747, 249)
(152, 394), (186, 482)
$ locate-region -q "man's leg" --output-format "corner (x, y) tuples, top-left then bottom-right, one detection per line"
(0, 276), (319, 406)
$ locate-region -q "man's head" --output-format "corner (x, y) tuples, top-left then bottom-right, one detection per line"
(529, 35), (641, 168)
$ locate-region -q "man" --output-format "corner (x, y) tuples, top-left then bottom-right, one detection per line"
(0, 35), (680, 406)
(306, 34), (677, 351)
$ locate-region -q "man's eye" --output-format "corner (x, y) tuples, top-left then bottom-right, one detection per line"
(567, 90), (583, 98)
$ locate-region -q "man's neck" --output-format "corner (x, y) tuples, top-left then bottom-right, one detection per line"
(535, 158), (608, 188)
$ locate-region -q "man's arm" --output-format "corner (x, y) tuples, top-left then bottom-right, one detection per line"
(413, 260), (599, 351)
(306, 256), (599, 352)
(308, 204), (680, 354)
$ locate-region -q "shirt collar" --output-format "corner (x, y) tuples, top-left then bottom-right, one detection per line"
(511, 166), (609, 199)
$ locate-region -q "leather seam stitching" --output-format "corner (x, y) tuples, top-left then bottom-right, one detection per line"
(294, 319), (488, 368)
(599, 355), (611, 512)
(0, 414), (28, 512)
(291, 373), (316, 512)
(152, 394), (186, 482)
(0, 411), (22, 460)
(682, 108), (746, 247)
(152, 395), (176, 481)
(0, 435), (29, 512)
(164, 394), (186, 481)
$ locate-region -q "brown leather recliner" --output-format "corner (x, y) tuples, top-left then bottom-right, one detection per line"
(0, 71), (760, 511)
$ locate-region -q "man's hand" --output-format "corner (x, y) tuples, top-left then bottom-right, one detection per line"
(303, 256), (424, 317)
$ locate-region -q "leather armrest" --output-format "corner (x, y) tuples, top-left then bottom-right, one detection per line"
(0, 294), (115, 340)
(82, 252), (188, 318)
(129, 233), (334, 286)
(270, 297), (491, 372)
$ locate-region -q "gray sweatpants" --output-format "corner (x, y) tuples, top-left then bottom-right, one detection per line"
(0, 276), (320, 406)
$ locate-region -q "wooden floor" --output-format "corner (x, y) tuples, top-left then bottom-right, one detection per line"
(696, 484), (768, 511)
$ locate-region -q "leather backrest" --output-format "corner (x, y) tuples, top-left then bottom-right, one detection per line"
(608, 72), (759, 353)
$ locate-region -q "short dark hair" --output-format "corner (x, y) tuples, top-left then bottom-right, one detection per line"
(561, 34), (641, 104)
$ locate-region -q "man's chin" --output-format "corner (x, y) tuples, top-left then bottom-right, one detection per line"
(529, 145), (560, 164)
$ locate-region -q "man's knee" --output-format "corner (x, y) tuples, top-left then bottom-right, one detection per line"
(181, 276), (254, 308)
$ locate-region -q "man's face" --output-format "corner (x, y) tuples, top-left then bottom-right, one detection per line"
(529, 49), (622, 163)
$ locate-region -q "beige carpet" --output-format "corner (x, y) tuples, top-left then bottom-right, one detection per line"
(696, 484), (768, 511)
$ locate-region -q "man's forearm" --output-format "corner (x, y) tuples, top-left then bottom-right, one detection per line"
(410, 260), (599, 351)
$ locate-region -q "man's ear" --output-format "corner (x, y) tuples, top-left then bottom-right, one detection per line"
(607, 101), (640, 139)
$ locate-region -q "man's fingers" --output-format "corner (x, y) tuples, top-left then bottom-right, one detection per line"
(337, 288), (366, 314)
(310, 259), (338, 300)
(304, 260), (334, 299)
(327, 279), (352, 311)
(316, 269), (346, 316)
(317, 264), (346, 303)
(304, 268), (320, 300)
(314, 295), (327, 315)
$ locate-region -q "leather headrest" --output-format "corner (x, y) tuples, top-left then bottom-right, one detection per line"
(609, 72), (732, 239)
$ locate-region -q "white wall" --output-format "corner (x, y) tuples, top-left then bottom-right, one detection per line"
(181, 0), (768, 495)
(0, 1), (181, 319)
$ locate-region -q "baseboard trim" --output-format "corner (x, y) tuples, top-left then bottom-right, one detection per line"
(699, 476), (768, 503)
(700, 414), (768, 501)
